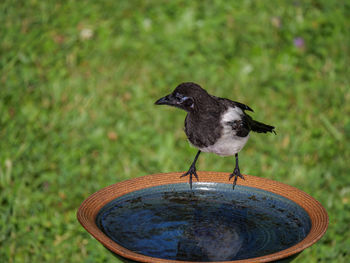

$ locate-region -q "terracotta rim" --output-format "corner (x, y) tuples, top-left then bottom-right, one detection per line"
(77, 172), (328, 263)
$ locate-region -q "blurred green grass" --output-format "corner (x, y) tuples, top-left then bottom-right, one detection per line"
(1, 0), (350, 262)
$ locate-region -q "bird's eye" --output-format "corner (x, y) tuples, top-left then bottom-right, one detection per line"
(181, 97), (194, 108)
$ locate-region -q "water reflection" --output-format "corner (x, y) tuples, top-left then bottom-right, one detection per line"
(177, 221), (243, 261)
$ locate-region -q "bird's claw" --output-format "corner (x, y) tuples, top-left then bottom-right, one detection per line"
(229, 167), (245, 190)
(228, 168), (245, 180)
(180, 166), (199, 189)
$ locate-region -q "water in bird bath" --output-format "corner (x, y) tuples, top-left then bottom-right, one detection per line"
(96, 183), (311, 262)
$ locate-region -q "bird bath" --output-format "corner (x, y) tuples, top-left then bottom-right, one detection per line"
(77, 172), (328, 263)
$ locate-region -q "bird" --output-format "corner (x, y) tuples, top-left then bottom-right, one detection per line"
(155, 82), (276, 189)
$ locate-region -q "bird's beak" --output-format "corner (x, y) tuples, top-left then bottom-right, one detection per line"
(154, 94), (176, 106)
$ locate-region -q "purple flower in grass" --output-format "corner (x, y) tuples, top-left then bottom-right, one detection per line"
(294, 37), (305, 49)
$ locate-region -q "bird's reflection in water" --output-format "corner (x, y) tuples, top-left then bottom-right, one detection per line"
(176, 215), (244, 261)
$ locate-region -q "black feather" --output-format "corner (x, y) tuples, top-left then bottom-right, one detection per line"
(248, 118), (276, 134)
(226, 114), (251, 137)
(232, 101), (254, 112)
(212, 96), (254, 112)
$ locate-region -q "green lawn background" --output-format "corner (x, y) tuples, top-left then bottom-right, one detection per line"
(1, 0), (350, 262)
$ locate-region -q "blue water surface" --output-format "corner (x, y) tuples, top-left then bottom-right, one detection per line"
(96, 183), (311, 262)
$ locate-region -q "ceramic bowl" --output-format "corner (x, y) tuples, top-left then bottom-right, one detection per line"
(77, 172), (328, 263)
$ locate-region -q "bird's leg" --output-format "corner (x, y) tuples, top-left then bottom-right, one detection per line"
(229, 153), (245, 189)
(180, 150), (201, 189)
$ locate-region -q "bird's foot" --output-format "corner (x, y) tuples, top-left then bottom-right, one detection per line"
(180, 165), (199, 189)
(229, 167), (245, 190)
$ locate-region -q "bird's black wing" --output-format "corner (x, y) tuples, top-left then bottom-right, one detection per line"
(231, 101), (254, 112)
(212, 96), (254, 112)
(226, 114), (251, 137)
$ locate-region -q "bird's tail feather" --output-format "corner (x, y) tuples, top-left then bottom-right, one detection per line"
(250, 120), (276, 134)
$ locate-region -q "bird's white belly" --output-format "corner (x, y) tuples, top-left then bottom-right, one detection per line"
(199, 107), (250, 156)
(199, 133), (249, 156)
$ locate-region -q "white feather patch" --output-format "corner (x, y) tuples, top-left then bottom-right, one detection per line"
(199, 107), (249, 156)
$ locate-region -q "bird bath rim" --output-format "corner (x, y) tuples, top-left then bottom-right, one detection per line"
(77, 172), (328, 263)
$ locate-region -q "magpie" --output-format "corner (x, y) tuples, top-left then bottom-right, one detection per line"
(155, 82), (276, 189)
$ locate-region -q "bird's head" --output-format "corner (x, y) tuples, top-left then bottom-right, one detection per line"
(155, 82), (209, 112)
